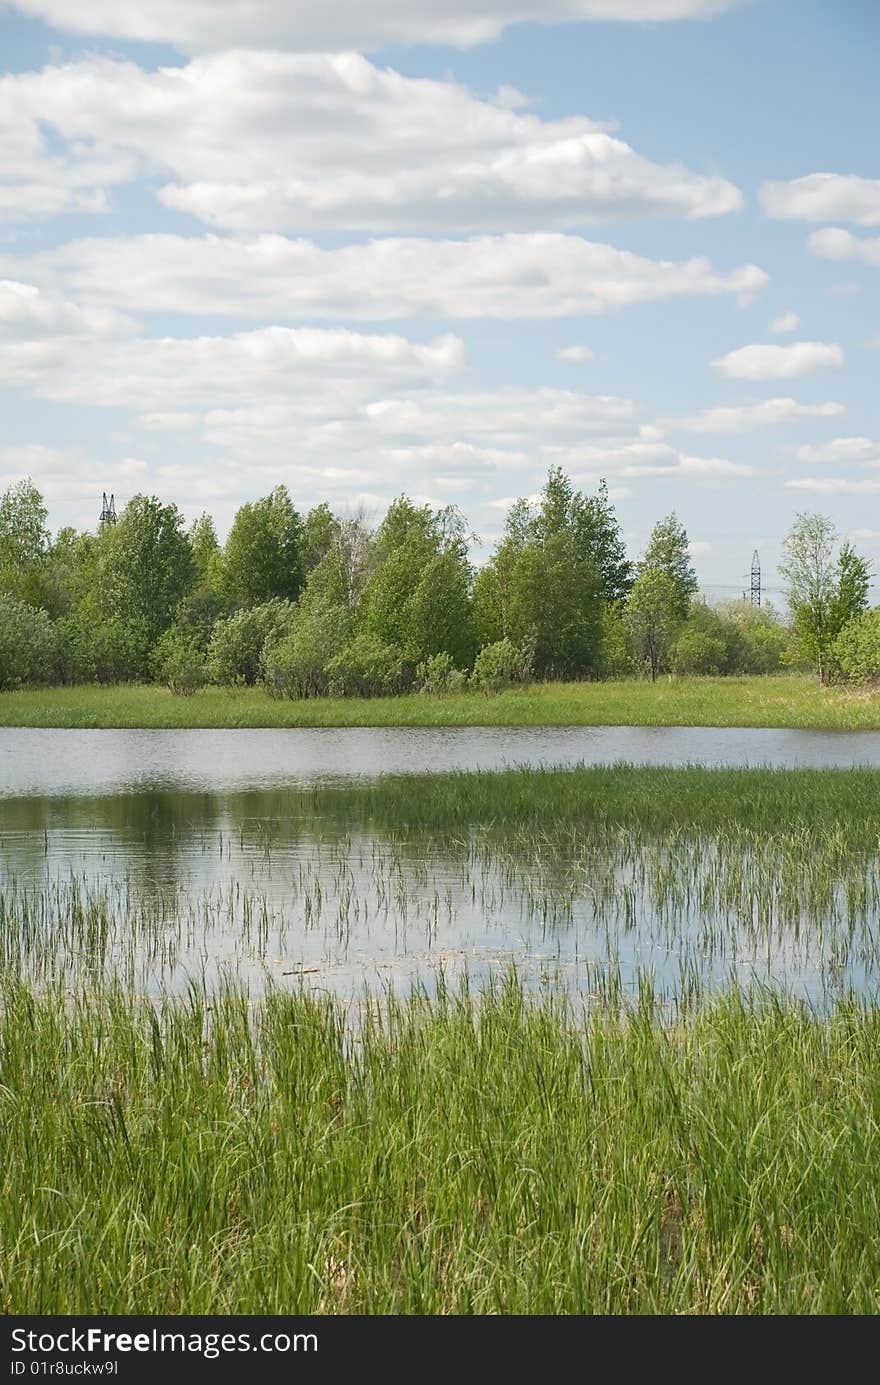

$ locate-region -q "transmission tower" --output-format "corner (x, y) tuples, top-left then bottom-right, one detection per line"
(99, 492), (117, 527)
(750, 549), (761, 608)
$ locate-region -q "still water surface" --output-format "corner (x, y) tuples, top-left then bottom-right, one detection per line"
(2, 725), (879, 1007)
(4, 723), (880, 796)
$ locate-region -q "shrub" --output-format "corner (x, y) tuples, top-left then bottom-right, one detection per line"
(0, 596), (58, 688)
(206, 600), (295, 686)
(833, 608), (880, 684)
(471, 638), (530, 693)
(150, 626), (207, 696)
(262, 600), (351, 699)
(326, 632), (406, 698)
(416, 651), (468, 695)
(720, 601), (791, 675)
(670, 626), (729, 676)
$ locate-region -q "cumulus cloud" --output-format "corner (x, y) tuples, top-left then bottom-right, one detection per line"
(711, 340), (843, 381)
(807, 227), (880, 269)
(0, 278), (128, 340)
(769, 310), (800, 334)
(4, 232), (768, 321)
(660, 398), (845, 434)
(3, 1), (754, 54)
(0, 53), (743, 232)
(0, 318), (463, 410)
(761, 174), (880, 226)
(795, 437), (880, 466)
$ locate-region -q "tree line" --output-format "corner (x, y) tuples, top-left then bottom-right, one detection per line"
(0, 468), (874, 695)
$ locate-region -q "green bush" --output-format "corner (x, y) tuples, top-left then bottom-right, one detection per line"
(150, 626), (207, 696)
(53, 615), (152, 684)
(416, 651), (468, 694)
(0, 596), (59, 689)
(262, 601), (351, 699)
(206, 600), (295, 686)
(325, 632), (407, 698)
(833, 608), (880, 684)
(671, 626), (729, 676)
(721, 601), (791, 675)
(471, 638), (530, 694)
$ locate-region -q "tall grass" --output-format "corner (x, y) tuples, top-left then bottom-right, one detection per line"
(1, 675), (879, 729)
(2, 974), (880, 1314)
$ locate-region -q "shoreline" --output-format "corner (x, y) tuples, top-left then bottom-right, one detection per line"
(1, 674), (879, 731)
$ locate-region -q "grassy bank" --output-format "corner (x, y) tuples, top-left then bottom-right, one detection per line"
(2, 975), (880, 1314)
(1, 674), (879, 729)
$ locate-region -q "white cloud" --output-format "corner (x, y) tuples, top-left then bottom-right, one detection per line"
(535, 438), (751, 479)
(661, 398), (845, 434)
(807, 227), (880, 269)
(0, 53), (743, 232)
(711, 340), (843, 381)
(0, 318), (463, 410)
(189, 392), (752, 515)
(555, 345), (595, 361)
(3, 1), (754, 54)
(795, 437), (880, 466)
(0, 278), (128, 340)
(769, 310), (799, 334)
(787, 477), (880, 495)
(761, 174), (880, 227)
(4, 232), (768, 321)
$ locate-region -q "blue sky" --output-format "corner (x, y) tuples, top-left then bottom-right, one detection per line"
(0, 0), (877, 601)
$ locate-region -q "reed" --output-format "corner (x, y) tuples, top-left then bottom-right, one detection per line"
(2, 974), (880, 1314)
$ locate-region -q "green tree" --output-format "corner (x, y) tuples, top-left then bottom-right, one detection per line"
(101, 495), (196, 647)
(302, 503), (336, 573)
(178, 513), (227, 640)
(638, 514), (698, 622)
(625, 570), (682, 681)
(39, 527), (99, 619)
(0, 478), (48, 570)
(0, 479), (50, 606)
(535, 470), (632, 603)
(404, 550), (475, 668)
(833, 608), (880, 684)
(473, 472), (605, 678)
(359, 496), (472, 670)
(189, 513), (221, 583)
(781, 514), (871, 683)
(222, 486), (304, 608)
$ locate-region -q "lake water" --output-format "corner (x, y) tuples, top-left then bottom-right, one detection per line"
(2, 724), (879, 1008)
(4, 723), (880, 797)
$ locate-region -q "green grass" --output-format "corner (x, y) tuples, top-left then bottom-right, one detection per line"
(289, 763), (880, 840)
(2, 674), (879, 729)
(3, 974), (880, 1314)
